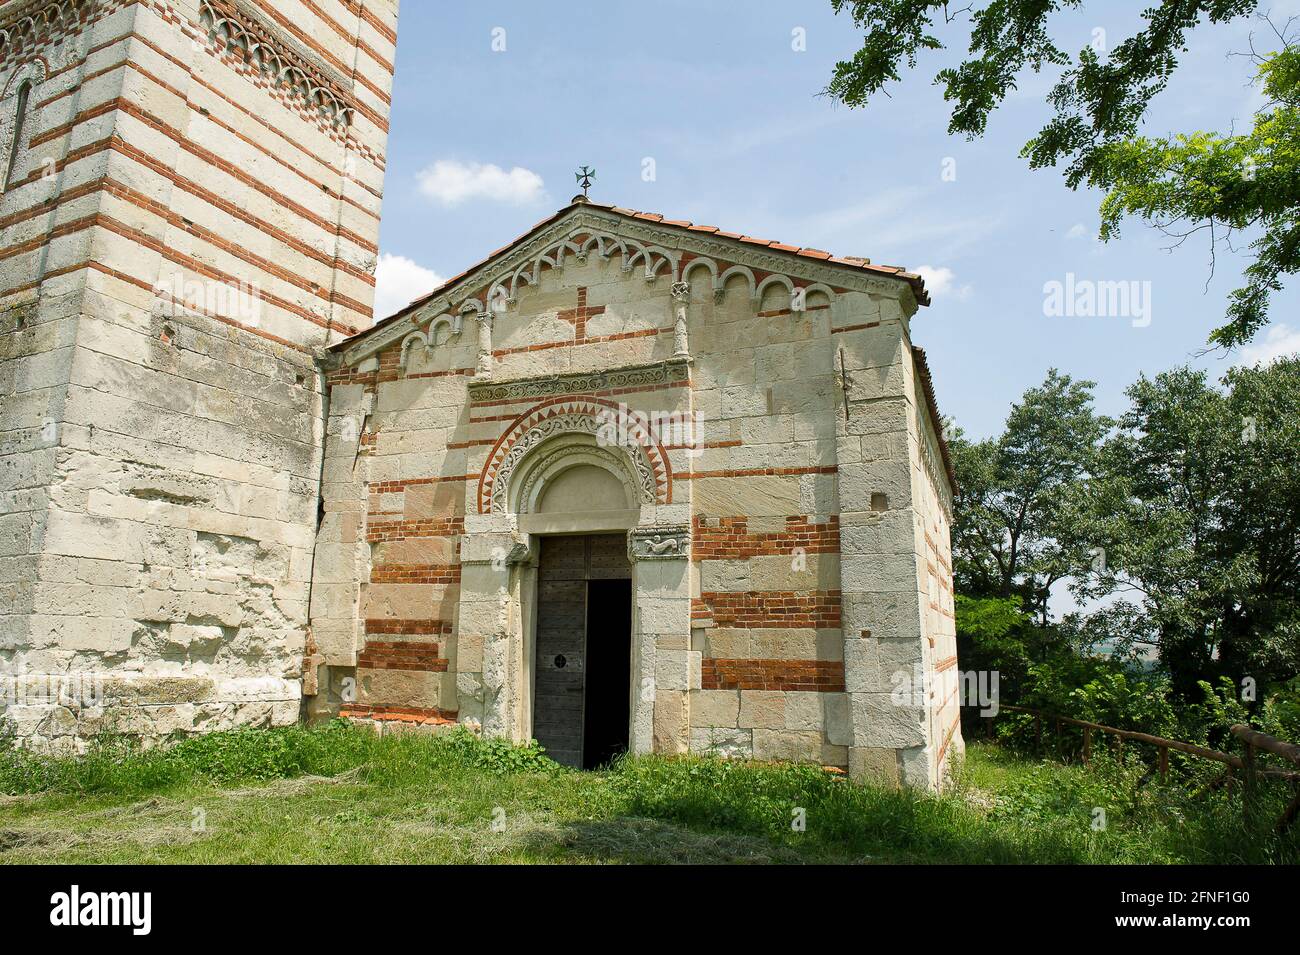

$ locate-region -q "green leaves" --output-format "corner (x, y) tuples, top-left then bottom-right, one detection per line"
(825, 1), (948, 108)
(826, 1), (1295, 347)
(955, 594), (1027, 640)
(952, 359), (1299, 722)
(1083, 359), (1300, 697)
(1091, 45), (1300, 348)
(951, 368), (1109, 618)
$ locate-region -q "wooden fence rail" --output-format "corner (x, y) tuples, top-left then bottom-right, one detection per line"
(1231, 724), (1300, 833)
(988, 705), (1300, 832)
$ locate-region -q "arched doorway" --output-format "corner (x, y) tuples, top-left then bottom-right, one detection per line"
(457, 401), (693, 762)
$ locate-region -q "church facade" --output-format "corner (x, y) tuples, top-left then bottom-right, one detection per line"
(1, 0), (961, 788)
(313, 198), (962, 788)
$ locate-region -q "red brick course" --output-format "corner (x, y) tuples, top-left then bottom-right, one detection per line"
(368, 476), (475, 494)
(357, 641), (449, 672)
(491, 325), (667, 359)
(339, 704), (458, 724)
(701, 658), (846, 692)
(693, 515), (839, 560)
(693, 591), (841, 629)
(369, 563), (462, 584)
(366, 517), (465, 544)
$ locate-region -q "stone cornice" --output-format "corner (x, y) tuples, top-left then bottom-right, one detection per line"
(337, 206), (919, 368)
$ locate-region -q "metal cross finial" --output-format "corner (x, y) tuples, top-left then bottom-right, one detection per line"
(575, 165), (596, 197)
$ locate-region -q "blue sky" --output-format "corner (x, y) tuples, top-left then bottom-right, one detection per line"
(374, 0), (1300, 440)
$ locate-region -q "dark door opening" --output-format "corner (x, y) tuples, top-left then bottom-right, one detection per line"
(532, 535), (632, 770)
(582, 578), (632, 768)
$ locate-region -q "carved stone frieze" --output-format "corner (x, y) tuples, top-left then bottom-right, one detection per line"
(467, 357), (690, 405)
(628, 525), (690, 561)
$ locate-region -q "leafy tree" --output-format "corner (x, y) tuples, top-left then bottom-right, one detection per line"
(1080, 358), (1300, 699)
(951, 369), (1110, 621)
(825, 1), (1293, 347)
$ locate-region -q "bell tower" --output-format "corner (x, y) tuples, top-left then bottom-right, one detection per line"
(0, 0), (399, 745)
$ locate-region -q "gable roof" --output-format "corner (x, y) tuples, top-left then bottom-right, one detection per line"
(343, 197), (931, 349)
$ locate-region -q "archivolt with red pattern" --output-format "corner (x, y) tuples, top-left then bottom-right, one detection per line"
(477, 397), (672, 513)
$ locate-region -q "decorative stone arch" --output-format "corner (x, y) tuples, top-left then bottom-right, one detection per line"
(579, 232), (628, 266)
(529, 253), (558, 283)
(486, 280), (512, 310)
(798, 281), (839, 321)
(507, 262), (535, 298)
(422, 311), (461, 342)
(1, 3), (81, 53)
(718, 264), (757, 301)
(511, 434), (642, 516)
(397, 330), (427, 369)
(544, 238), (582, 268)
(478, 397), (672, 514)
(456, 297), (485, 319)
(801, 281), (836, 301)
(680, 256), (721, 298)
(626, 245), (679, 282)
(756, 272), (796, 308)
(617, 238), (651, 275)
(198, 0), (352, 129)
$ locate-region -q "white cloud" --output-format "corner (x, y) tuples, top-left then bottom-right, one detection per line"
(373, 253), (444, 320)
(1065, 223), (1089, 240)
(1237, 322), (1300, 367)
(914, 265), (972, 301)
(416, 160), (545, 205)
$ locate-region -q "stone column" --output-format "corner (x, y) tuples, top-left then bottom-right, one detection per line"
(476, 311), (494, 377)
(455, 515), (529, 738)
(628, 524), (695, 754)
(670, 281), (691, 359)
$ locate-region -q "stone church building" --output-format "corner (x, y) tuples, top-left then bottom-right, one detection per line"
(1, 0), (961, 788)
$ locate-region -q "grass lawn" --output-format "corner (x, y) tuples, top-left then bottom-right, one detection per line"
(1, 723), (1295, 864)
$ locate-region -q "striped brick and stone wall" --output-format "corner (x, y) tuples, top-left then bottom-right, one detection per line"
(314, 200), (962, 789)
(0, 0), (398, 747)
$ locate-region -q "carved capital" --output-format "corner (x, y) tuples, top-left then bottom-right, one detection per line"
(628, 525), (690, 561)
